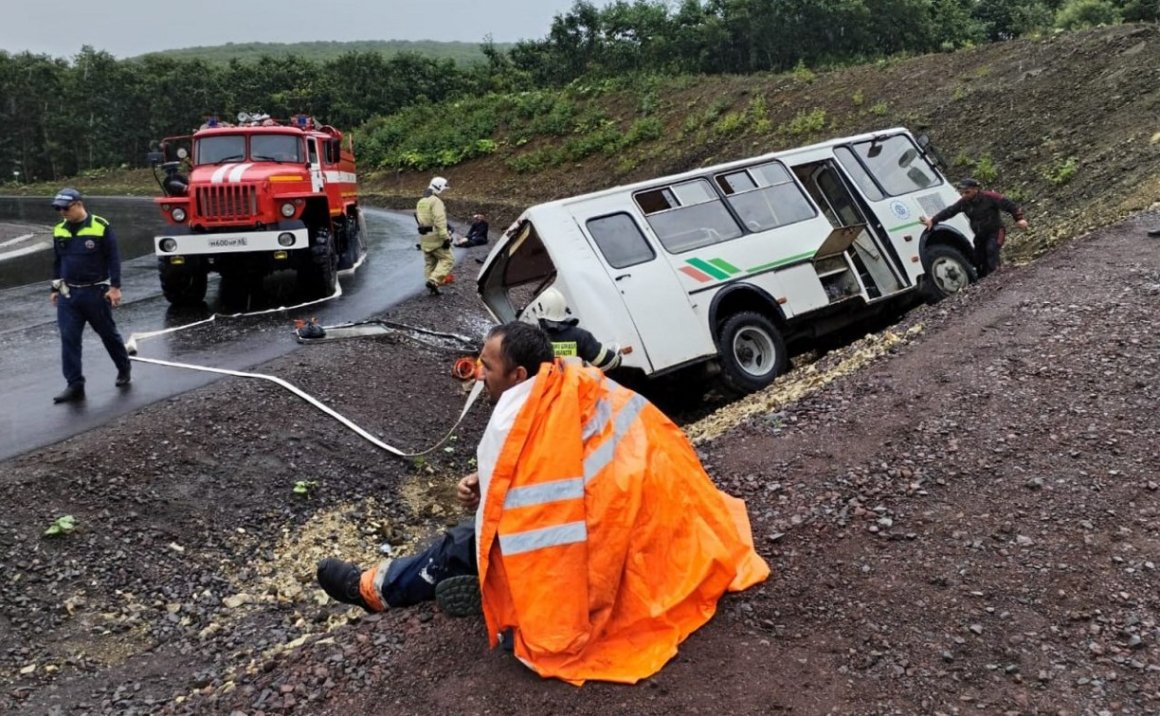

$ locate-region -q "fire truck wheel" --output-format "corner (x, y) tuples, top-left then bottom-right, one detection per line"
(159, 262), (208, 306)
(716, 310), (787, 395)
(300, 227), (338, 297)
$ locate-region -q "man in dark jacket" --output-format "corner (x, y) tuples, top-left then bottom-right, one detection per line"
(921, 177), (1028, 278)
(455, 213), (490, 247)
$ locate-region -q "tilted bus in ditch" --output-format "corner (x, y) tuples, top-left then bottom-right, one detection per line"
(478, 127), (978, 395)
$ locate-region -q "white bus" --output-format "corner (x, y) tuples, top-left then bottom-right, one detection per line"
(478, 127), (977, 394)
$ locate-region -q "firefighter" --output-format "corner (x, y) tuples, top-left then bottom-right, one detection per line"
(415, 176), (454, 295)
(316, 321), (768, 685)
(920, 177), (1028, 279)
(525, 286), (621, 371)
(49, 188), (132, 403)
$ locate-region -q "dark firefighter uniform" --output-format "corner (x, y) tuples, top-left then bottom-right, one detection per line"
(538, 318), (621, 371)
(52, 213), (132, 392)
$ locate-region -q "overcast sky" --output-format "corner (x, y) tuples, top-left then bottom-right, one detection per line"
(1, 0), (616, 60)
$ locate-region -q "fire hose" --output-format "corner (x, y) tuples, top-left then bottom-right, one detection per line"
(123, 282), (486, 457)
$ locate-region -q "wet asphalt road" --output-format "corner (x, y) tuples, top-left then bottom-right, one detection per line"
(0, 197), (441, 462)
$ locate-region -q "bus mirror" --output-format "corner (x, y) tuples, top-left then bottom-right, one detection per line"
(916, 133), (931, 149)
(176, 147), (189, 160)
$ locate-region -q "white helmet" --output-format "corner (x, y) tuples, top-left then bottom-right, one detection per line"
(529, 287), (571, 322)
(429, 176), (449, 194)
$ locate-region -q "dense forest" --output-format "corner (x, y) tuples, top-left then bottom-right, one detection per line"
(0, 0), (1156, 184)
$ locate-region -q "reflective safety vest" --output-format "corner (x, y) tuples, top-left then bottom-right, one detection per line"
(476, 360), (770, 685)
(53, 214), (109, 241)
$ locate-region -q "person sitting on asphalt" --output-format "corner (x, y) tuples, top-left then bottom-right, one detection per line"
(454, 213), (490, 247)
(317, 320), (768, 685)
(524, 286), (622, 372)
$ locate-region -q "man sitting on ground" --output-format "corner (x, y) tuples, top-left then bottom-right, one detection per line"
(317, 321), (768, 685)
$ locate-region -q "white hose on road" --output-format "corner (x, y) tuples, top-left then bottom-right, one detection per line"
(124, 279), (485, 457)
(130, 355), (485, 458)
(124, 281), (344, 355)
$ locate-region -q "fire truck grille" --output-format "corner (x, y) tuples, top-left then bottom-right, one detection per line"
(196, 185), (257, 222)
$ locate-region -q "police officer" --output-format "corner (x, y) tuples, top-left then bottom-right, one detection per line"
(526, 287), (622, 371)
(49, 188), (132, 403)
(415, 176), (454, 295)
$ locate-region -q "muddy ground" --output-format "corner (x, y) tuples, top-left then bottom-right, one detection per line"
(2, 207), (1158, 715)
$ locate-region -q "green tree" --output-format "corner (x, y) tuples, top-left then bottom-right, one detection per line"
(1055, 0), (1122, 28)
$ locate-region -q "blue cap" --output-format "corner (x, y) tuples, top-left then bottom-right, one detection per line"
(52, 188), (83, 208)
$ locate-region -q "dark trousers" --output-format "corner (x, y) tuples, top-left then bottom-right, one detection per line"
(381, 520), (477, 608)
(973, 229), (1003, 278)
(57, 285), (131, 387)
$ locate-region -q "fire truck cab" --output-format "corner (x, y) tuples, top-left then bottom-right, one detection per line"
(149, 113), (366, 306)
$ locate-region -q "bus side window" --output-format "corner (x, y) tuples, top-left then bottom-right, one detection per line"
(586, 214), (657, 269)
(635, 178), (742, 253)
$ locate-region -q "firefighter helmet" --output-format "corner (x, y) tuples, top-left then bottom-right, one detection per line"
(429, 176), (449, 194)
(528, 287), (571, 322)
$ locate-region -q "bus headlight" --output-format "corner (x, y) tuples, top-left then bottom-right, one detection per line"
(277, 232), (296, 247)
(159, 238), (178, 252)
(171, 207), (187, 222)
(280, 202), (295, 218)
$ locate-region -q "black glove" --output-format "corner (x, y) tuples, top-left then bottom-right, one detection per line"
(442, 239), (451, 250)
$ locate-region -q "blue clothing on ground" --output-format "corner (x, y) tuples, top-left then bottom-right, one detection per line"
(381, 520), (477, 608)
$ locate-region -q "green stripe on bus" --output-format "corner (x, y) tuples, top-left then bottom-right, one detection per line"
(708, 258), (741, 275)
(887, 220), (924, 232)
(687, 258), (731, 280)
(746, 250), (815, 273)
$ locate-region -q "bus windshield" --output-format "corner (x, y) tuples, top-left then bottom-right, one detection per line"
(848, 134), (942, 196)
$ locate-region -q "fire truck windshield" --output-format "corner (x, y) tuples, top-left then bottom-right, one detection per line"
(251, 134), (304, 163)
(195, 134), (304, 165)
(196, 135), (246, 165)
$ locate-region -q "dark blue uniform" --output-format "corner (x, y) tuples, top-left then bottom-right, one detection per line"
(52, 214), (131, 390)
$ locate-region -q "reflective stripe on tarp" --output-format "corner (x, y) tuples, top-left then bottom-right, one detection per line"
(503, 477), (585, 509)
(583, 393), (648, 481)
(499, 521), (587, 556)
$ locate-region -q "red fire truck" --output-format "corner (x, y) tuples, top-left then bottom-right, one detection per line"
(149, 113), (367, 305)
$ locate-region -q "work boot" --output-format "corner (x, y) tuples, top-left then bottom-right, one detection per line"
(434, 575), (482, 618)
(316, 558), (384, 613)
(425, 280), (441, 296)
(53, 385), (85, 404)
(115, 367), (132, 387)
(1147, 228), (1160, 238)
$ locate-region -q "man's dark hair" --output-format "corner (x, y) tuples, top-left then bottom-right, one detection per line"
(488, 321), (554, 375)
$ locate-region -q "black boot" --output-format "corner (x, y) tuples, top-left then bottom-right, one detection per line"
(434, 575), (482, 618)
(425, 280), (441, 296)
(53, 385), (85, 404)
(1147, 228), (1160, 238)
(115, 367), (131, 387)
(316, 558), (378, 612)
